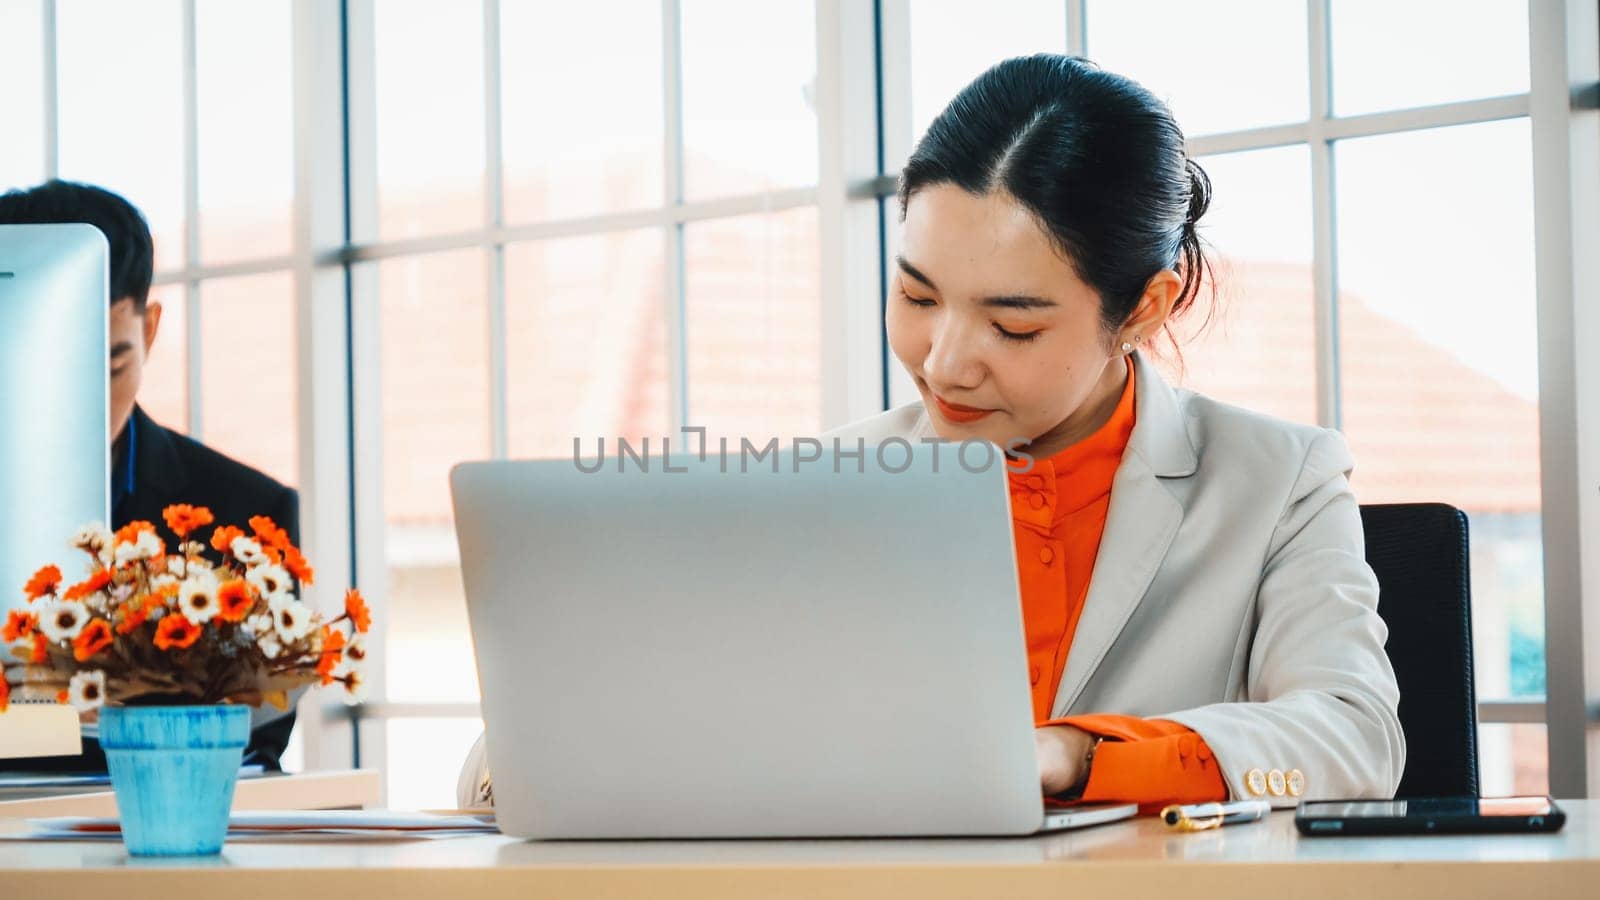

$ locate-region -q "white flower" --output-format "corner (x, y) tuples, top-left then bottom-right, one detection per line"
(109, 582), (134, 605)
(71, 523), (113, 564)
(230, 536), (268, 567)
(246, 608), (278, 650)
(67, 670), (107, 711)
(256, 627), (285, 660)
(268, 593), (314, 643)
(247, 564), (292, 601)
(177, 571), (221, 625)
(150, 573), (179, 595)
(37, 601), (87, 643)
(341, 667), (368, 705)
(166, 556), (188, 577)
(343, 635), (367, 666)
(113, 530), (162, 565)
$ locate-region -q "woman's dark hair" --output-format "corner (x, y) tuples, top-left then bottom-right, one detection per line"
(0, 179), (154, 311)
(900, 54), (1212, 337)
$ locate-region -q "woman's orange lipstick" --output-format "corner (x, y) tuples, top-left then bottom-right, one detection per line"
(932, 394), (994, 424)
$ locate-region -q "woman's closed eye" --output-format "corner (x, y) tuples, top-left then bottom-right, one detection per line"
(993, 322), (1042, 343)
(902, 292), (1043, 343)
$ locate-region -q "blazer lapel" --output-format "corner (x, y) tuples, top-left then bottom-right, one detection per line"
(1049, 354), (1198, 718)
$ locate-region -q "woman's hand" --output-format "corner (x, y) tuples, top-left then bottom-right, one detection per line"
(1035, 724), (1096, 796)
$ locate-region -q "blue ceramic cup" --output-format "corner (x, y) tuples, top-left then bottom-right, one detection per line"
(99, 704), (250, 856)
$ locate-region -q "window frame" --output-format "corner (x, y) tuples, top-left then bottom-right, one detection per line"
(19, 0), (1596, 800)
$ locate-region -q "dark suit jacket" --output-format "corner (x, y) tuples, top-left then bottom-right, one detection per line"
(6, 406), (300, 772)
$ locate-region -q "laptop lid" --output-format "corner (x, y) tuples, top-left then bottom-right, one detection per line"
(0, 224), (109, 621)
(452, 444), (1044, 839)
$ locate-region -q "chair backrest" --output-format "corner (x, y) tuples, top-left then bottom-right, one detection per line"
(1361, 503), (1480, 798)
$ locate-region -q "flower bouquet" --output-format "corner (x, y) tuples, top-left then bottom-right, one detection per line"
(0, 504), (373, 856)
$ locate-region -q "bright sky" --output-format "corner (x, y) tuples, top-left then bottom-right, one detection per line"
(2, 0), (1541, 401)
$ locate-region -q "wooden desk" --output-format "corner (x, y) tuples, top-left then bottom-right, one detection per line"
(0, 769), (380, 818)
(1, 799), (1595, 900)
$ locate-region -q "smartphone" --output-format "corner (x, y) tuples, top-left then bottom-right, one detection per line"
(1295, 796), (1565, 836)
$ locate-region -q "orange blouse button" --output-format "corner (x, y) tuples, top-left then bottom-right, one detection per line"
(1027, 475), (1045, 490)
(1029, 493), (1046, 510)
(1038, 547), (1055, 565)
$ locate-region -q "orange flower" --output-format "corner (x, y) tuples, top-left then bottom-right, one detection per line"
(1, 609), (37, 643)
(117, 592), (171, 635)
(115, 599), (149, 635)
(72, 619), (114, 662)
(114, 520), (157, 545)
(24, 565), (62, 602)
(29, 633), (49, 664)
(62, 569), (114, 602)
(162, 504), (214, 538)
(249, 516), (291, 550)
(344, 589), (371, 634)
(0, 674), (9, 712)
(211, 525), (246, 555)
(283, 546), (315, 585)
(217, 579), (256, 623)
(56, 690), (68, 704)
(154, 614), (202, 651)
(317, 627), (346, 685)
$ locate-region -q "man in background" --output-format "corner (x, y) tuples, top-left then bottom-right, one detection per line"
(0, 180), (298, 771)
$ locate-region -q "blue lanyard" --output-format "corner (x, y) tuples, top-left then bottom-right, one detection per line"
(122, 413), (138, 500)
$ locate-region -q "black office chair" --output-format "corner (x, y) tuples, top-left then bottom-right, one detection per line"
(1361, 503), (1481, 798)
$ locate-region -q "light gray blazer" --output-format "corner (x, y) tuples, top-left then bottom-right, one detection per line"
(458, 353), (1404, 807)
(822, 352), (1405, 805)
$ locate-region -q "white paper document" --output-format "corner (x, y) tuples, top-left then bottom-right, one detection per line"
(11, 809), (499, 842)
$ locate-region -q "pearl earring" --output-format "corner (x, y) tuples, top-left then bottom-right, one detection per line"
(1121, 341), (1133, 354)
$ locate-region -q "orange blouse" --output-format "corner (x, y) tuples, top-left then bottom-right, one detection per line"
(1010, 359), (1226, 808)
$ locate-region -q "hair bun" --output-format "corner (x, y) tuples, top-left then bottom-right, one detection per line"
(1184, 157), (1212, 230)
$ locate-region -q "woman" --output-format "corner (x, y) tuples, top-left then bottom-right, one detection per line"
(459, 54), (1403, 810)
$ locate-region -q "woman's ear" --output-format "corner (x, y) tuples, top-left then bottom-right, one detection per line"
(1118, 269), (1182, 350)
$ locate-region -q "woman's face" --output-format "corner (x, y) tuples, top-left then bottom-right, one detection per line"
(887, 184), (1129, 455)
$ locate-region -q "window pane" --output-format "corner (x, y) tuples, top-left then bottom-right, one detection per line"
(505, 231), (670, 459)
(140, 284), (188, 434)
(1337, 120), (1542, 702)
(198, 272), (298, 487)
(374, 0), (485, 240)
(377, 250), (489, 703)
(898, 0), (1065, 172)
(1152, 146), (1316, 425)
(1478, 723), (1548, 797)
(57, 0), (185, 272)
(1086, 0), (1308, 137)
(684, 207), (822, 438)
(0, 0), (45, 190)
(500, 2), (664, 223)
(383, 717), (484, 810)
(196, 0), (293, 264)
(681, 0), (817, 199)
(1331, 0), (1529, 116)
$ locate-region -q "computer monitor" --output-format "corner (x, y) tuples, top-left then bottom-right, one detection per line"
(0, 224), (109, 615)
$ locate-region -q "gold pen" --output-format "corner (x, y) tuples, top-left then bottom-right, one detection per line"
(1161, 799), (1273, 832)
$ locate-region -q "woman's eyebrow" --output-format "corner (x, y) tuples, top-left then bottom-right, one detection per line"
(981, 295), (1057, 310)
(896, 255), (937, 291)
(897, 256), (1057, 309)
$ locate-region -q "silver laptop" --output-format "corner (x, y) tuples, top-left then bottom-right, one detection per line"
(451, 443), (1136, 839)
